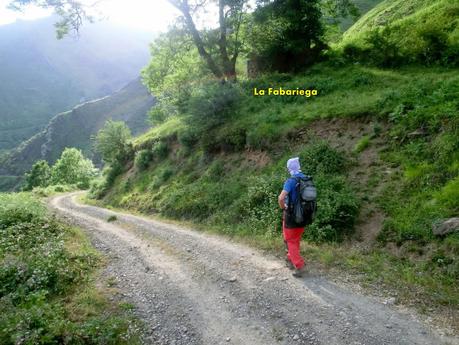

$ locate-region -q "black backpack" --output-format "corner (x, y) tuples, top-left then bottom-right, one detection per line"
(285, 176), (317, 228)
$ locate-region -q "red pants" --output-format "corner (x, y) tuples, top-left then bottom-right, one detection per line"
(283, 220), (305, 269)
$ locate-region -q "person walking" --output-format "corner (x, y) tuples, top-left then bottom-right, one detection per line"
(278, 157), (307, 277)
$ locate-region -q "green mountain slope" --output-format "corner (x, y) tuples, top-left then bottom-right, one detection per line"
(338, 0), (384, 31)
(340, 0), (459, 62)
(0, 16), (152, 150)
(0, 78), (154, 190)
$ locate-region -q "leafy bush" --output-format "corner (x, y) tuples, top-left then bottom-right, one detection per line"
(299, 141), (347, 175)
(342, 43), (365, 61)
(363, 28), (403, 67)
(0, 193), (140, 345)
(51, 148), (98, 188)
(152, 141), (169, 160)
(241, 174), (284, 238)
(22, 160), (51, 191)
(94, 120), (132, 164)
(186, 82), (242, 131)
(178, 126), (200, 149)
(134, 149), (152, 171)
(305, 175), (359, 242)
(88, 161), (125, 200)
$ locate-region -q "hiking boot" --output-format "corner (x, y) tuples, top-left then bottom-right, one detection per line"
(292, 265), (307, 278)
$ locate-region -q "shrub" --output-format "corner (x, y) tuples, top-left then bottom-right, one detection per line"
(135, 149), (152, 171)
(305, 175), (360, 242)
(88, 178), (107, 200)
(0, 193), (139, 344)
(152, 141), (169, 160)
(221, 126), (247, 152)
(107, 215), (118, 222)
(364, 28), (403, 67)
(105, 161), (124, 188)
(241, 174), (284, 237)
(417, 28), (450, 65)
(299, 141), (346, 175)
(51, 148), (98, 187)
(22, 160), (51, 191)
(178, 127), (199, 149)
(186, 82), (242, 131)
(94, 120), (132, 164)
(148, 168), (174, 191)
(342, 43), (365, 62)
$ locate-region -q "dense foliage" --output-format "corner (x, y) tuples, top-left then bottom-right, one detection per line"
(94, 120), (133, 165)
(51, 148), (98, 188)
(250, 0), (325, 72)
(23, 160), (51, 191)
(23, 148), (98, 191)
(0, 193), (140, 344)
(340, 0), (459, 66)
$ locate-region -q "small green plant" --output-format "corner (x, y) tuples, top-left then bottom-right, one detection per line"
(107, 215), (118, 222)
(371, 123), (382, 138)
(354, 135), (370, 153)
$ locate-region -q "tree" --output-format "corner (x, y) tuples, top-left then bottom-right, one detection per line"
(167, 0), (248, 80)
(250, 0), (326, 72)
(10, 0), (249, 80)
(51, 148), (98, 187)
(23, 160), (51, 191)
(94, 120), (132, 164)
(8, 0), (93, 39)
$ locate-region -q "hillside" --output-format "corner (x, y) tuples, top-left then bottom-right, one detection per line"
(340, 0), (459, 64)
(0, 16), (152, 150)
(0, 78), (155, 191)
(91, 63), (459, 330)
(338, 0), (383, 31)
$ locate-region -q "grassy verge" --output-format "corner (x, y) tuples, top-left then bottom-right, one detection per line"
(0, 193), (142, 344)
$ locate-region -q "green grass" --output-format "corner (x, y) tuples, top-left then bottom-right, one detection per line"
(0, 193), (141, 344)
(339, 0), (459, 66)
(354, 135), (371, 153)
(304, 243), (459, 309)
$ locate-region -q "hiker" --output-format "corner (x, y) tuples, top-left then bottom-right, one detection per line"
(278, 157), (308, 277)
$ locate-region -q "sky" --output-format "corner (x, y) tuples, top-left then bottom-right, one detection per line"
(0, 0), (182, 32)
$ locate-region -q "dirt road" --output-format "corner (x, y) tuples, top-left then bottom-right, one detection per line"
(49, 192), (456, 345)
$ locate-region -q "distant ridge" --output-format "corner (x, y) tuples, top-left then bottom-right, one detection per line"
(0, 16), (152, 150)
(0, 78), (155, 191)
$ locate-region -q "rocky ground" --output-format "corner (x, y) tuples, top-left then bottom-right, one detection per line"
(49, 192), (458, 345)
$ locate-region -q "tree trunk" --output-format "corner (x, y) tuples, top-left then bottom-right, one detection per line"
(169, 0), (224, 79)
(218, 0), (235, 80)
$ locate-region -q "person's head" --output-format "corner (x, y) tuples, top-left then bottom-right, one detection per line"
(287, 157), (301, 176)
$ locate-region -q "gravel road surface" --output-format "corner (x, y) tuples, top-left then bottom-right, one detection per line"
(49, 192), (457, 345)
